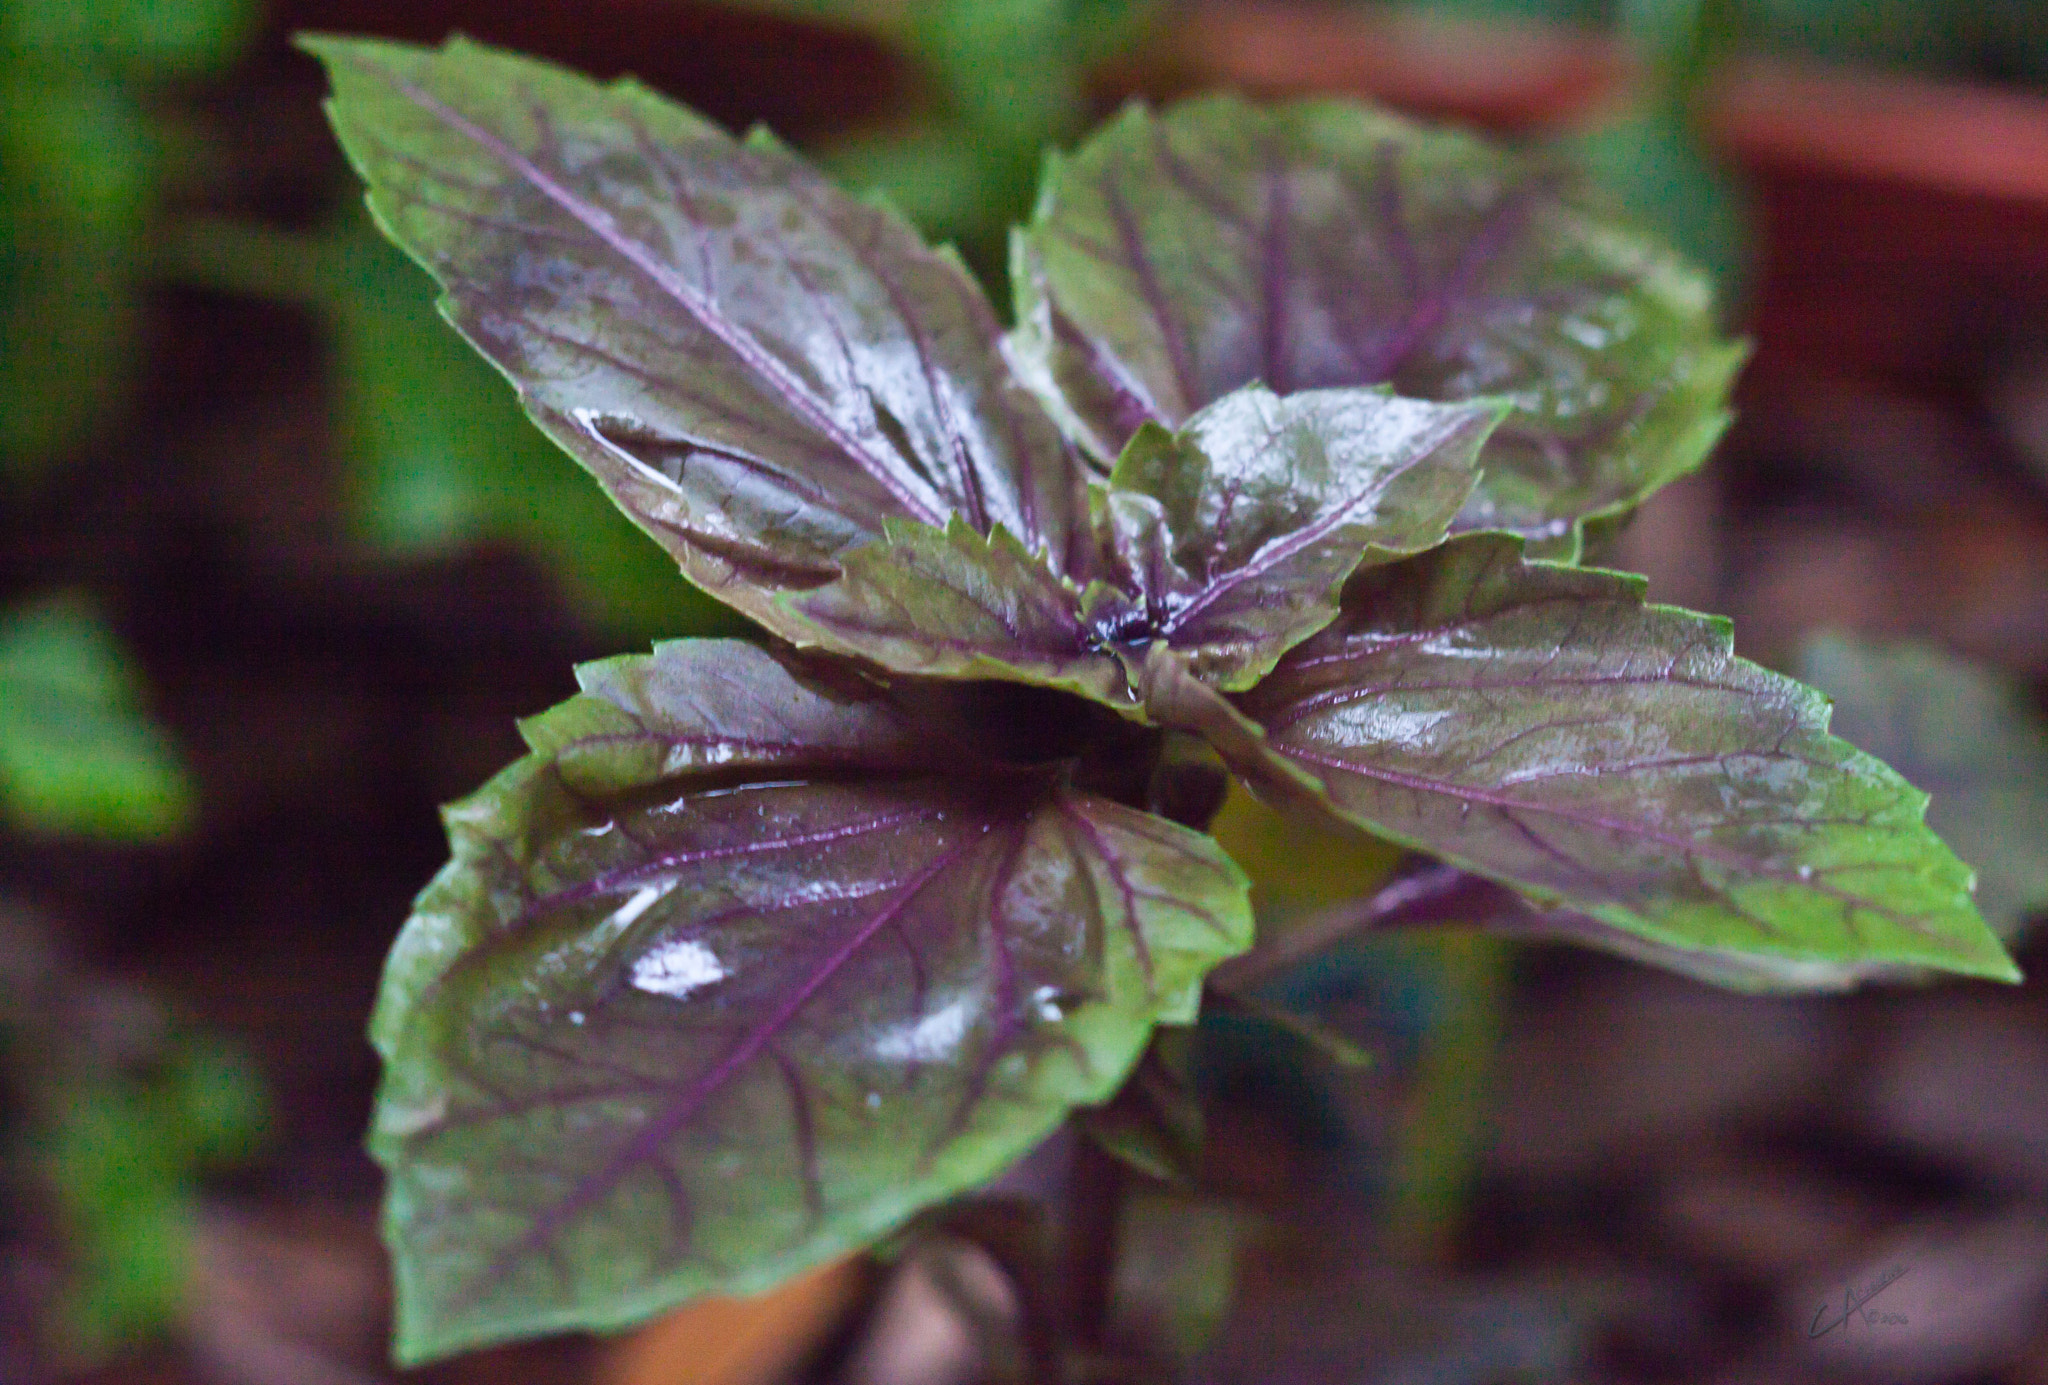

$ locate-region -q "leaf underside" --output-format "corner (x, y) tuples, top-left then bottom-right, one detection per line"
(1011, 94), (1746, 559)
(371, 640), (1250, 1361)
(1221, 535), (2015, 981)
(1357, 866), (1944, 994)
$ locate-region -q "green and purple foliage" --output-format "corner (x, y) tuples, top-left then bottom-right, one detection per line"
(300, 34), (2015, 1363)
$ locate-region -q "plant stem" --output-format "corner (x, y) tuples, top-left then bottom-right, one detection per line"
(1383, 931), (1508, 1264)
(1064, 1134), (1123, 1358)
(1205, 862), (1476, 994)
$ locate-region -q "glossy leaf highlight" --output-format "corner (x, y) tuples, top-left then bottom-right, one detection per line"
(788, 383), (1498, 709)
(371, 640), (1250, 1361)
(304, 35), (1091, 643)
(1225, 536), (2017, 981)
(1089, 384), (1496, 689)
(1797, 634), (2048, 938)
(1012, 94), (1745, 557)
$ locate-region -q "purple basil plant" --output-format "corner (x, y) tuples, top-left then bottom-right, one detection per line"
(301, 34), (2017, 1364)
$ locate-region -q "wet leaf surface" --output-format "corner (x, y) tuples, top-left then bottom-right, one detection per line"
(1796, 634), (2048, 939)
(1224, 536), (2016, 980)
(786, 384), (1499, 706)
(1012, 94), (1744, 558)
(304, 35), (1091, 644)
(370, 641), (1250, 1360)
(1089, 385), (1495, 689)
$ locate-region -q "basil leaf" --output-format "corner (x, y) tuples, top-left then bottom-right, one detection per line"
(0, 594), (194, 841)
(1344, 869), (1935, 992)
(371, 639), (1251, 1361)
(788, 382), (1497, 709)
(1481, 890), (1939, 993)
(302, 35), (1091, 646)
(780, 517), (1131, 707)
(1220, 536), (2017, 981)
(1796, 634), (2048, 939)
(1091, 384), (1496, 689)
(1012, 94), (1745, 558)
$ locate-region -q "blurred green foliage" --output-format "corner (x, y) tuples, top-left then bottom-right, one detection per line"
(0, 907), (269, 1366)
(46, 1030), (268, 1358)
(0, 594), (195, 841)
(1741, 0), (2048, 85)
(168, 215), (749, 639)
(1556, 0), (1754, 311)
(1107, 1190), (1242, 1369)
(0, 0), (257, 479)
(723, 0), (1161, 286)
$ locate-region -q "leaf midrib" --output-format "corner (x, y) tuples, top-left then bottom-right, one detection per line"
(1277, 745), (1942, 937)
(446, 822), (988, 1317)
(345, 51), (951, 528)
(1159, 409), (1479, 639)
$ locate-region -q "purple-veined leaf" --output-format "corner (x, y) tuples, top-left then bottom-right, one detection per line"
(1086, 384), (1497, 690)
(777, 516), (1131, 705)
(783, 382), (1501, 709)
(1011, 94), (1746, 559)
(1252, 863), (1936, 994)
(1795, 634), (2048, 940)
(370, 639), (1251, 1361)
(302, 35), (1092, 647)
(1215, 535), (2017, 981)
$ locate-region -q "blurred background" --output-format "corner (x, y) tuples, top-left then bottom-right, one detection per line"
(2, 0), (2046, 1382)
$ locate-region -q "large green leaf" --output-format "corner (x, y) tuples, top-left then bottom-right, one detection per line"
(302, 35), (1092, 646)
(0, 594), (194, 840)
(371, 639), (1250, 1360)
(1011, 94), (1745, 559)
(1218, 536), (2016, 980)
(1796, 634), (2048, 939)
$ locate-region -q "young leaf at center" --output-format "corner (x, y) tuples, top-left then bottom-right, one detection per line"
(1011, 94), (1745, 559)
(371, 640), (1251, 1361)
(784, 383), (1500, 709)
(1085, 384), (1499, 690)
